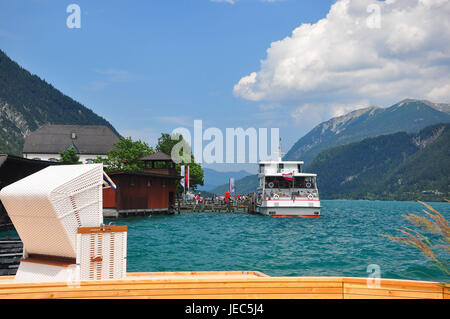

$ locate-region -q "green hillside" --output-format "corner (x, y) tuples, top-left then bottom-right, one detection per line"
(285, 99), (450, 165)
(0, 49), (120, 155)
(308, 123), (450, 201)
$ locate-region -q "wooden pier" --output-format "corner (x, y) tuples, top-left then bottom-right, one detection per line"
(0, 238), (22, 276)
(0, 271), (448, 299)
(103, 208), (175, 218)
(177, 200), (250, 214)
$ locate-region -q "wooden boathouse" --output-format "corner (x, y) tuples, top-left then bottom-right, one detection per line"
(103, 152), (181, 217)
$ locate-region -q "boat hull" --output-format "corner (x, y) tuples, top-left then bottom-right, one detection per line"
(256, 205), (321, 217)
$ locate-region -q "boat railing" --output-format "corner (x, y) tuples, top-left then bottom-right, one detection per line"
(262, 188), (319, 200)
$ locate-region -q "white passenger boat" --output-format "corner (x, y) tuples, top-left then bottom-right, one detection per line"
(254, 143), (321, 218)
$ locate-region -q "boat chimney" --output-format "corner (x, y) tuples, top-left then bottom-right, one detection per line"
(278, 138), (282, 161)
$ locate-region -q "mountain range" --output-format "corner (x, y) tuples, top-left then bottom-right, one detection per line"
(198, 168), (250, 191)
(0, 49), (119, 155)
(308, 123), (450, 201)
(212, 100), (450, 200)
(284, 99), (450, 166)
(210, 174), (258, 195)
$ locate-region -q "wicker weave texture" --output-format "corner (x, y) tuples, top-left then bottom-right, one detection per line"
(0, 164), (104, 258)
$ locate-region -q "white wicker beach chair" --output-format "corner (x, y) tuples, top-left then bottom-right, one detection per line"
(0, 164), (127, 282)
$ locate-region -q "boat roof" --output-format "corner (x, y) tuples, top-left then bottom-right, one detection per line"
(261, 173), (317, 177)
(258, 161), (304, 165)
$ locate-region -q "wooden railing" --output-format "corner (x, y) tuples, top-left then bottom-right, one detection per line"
(0, 272), (448, 299)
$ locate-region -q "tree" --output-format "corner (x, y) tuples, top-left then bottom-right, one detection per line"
(97, 137), (154, 172)
(156, 133), (204, 190)
(186, 161), (204, 191)
(59, 148), (81, 164)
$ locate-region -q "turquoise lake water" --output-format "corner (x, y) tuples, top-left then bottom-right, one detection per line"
(1, 200), (449, 282)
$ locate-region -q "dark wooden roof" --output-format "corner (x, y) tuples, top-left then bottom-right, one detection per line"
(140, 151), (173, 162)
(0, 154), (64, 227)
(23, 125), (120, 155)
(107, 170), (181, 179)
(0, 154), (64, 169)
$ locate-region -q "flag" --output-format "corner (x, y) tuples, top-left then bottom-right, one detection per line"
(180, 165), (185, 187)
(282, 172), (293, 181)
(229, 177), (235, 193)
(185, 165), (189, 190)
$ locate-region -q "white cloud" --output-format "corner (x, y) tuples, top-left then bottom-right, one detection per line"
(291, 100), (371, 127)
(234, 0), (450, 118)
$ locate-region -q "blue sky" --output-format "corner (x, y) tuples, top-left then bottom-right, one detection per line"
(1, 0), (449, 173)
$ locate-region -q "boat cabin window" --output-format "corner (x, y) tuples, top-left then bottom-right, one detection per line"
(297, 164), (302, 173)
(265, 176), (291, 189)
(277, 163), (284, 173)
(264, 176), (316, 189)
(293, 176), (316, 189)
(259, 164), (265, 173)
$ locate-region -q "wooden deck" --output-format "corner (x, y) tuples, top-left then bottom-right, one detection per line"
(0, 271), (448, 299)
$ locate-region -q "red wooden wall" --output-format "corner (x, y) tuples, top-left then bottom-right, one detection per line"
(102, 173), (176, 211)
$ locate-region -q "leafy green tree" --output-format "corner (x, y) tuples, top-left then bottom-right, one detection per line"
(156, 133), (204, 190)
(97, 137), (154, 172)
(59, 148), (81, 164)
(156, 133), (184, 155)
(186, 161), (204, 191)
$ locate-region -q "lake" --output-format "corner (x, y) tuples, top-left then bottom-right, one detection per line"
(1, 200), (449, 282)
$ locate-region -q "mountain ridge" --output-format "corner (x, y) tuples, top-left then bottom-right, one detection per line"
(212, 121), (450, 201)
(308, 122), (450, 201)
(285, 99), (450, 165)
(0, 49), (120, 155)
(198, 168), (251, 191)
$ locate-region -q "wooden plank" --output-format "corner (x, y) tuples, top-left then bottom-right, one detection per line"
(78, 226), (127, 234)
(83, 294), (342, 300)
(344, 294), (414, 299)
(343, 287), (443, 299)
(0, 281), (343, 295)
(0, 276), (344, 289)
(343, 277), (442, 288)
(1, 290), (344, 300)
(0, 274), (445, 299)
(2, 287), (343, 299)
(343, 282), (443, 293)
